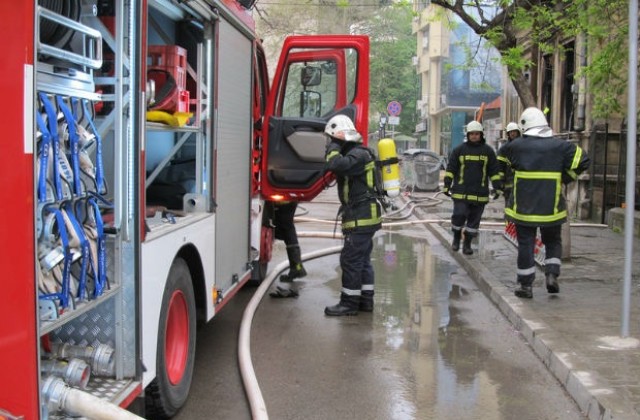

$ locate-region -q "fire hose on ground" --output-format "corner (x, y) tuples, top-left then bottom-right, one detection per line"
(300, 194), (609, 228)
(296, 216), (608, 230)
(238, 236), (344, 420)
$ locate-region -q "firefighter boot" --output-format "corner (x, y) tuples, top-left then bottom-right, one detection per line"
(451, 230), (461, 252)
(359, 291), (374, 312)
(545, 273), (559, 294)
(514, 284), (533, 299)
(280, 245), (307, 282)
(462, 234), (473, 255)
(325, 294), (359, 316)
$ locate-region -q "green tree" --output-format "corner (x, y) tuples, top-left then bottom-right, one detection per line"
(255, 0), (417, 134)
(256, 0), (388, 68)
(429, 0), (630, 118)
(362, 1), (417, 135)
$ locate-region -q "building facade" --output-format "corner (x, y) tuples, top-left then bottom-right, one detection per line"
(416, 1), (639, 223)
(412, 1), (501, 157)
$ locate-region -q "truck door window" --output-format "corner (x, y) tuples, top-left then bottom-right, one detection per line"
(281, 61), (335, 117)
(277, 48), (358, 118)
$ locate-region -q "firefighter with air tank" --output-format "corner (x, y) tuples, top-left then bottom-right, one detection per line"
(322, 115), (389, 316)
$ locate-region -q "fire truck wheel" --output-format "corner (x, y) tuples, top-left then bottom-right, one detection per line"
(146, 258), (196, 419)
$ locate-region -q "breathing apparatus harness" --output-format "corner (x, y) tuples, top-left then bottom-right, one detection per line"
(327, 141), (386, 237)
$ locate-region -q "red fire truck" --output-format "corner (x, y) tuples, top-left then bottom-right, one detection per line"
(0, 0), (369, 418)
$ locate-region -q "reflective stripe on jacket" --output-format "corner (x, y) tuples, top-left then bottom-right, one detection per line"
(498, 135), (590, 226)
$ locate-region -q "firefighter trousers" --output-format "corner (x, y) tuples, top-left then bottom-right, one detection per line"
(274, 202), (299, 246)
(515, 224), (562, 286)
(451, 200), (485, 238)
(339, 230), (375, 308)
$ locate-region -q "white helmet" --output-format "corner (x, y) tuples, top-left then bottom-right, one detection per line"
(324, 114), (362, 142)
(506, 122), (521, 133)
(519, 107), (548, 132)
(466, 120), (483, 133)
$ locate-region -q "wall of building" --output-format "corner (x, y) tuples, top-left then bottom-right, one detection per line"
(412, 2), (501, 158)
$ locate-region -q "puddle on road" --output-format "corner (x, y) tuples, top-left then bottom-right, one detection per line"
(257, 229), (583, 420)
(364, 231), (573, 420)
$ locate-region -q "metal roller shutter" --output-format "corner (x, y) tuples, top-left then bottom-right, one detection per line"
(214, 18), (253, 289)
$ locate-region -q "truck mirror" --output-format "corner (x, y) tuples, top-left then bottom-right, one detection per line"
(299, 91), (321, 117)
(301, 65), (322, 87)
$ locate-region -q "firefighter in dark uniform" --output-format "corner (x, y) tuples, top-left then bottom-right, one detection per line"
(273, 201), (306, 282)
(443, 121), (502, 255)
(498, 107), (590, 298)
(498, 122), (522, 204)
(324, 114), (382, 316)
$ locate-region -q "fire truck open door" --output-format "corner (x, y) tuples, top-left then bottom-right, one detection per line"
(262, 35), (369, 202)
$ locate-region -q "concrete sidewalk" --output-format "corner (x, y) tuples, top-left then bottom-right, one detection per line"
(406, 194), (640, 420)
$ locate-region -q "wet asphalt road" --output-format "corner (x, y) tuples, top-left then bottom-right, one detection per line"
(175, 194), (585, 420)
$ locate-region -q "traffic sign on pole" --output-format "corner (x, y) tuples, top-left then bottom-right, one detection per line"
(387, 101), (402, 117)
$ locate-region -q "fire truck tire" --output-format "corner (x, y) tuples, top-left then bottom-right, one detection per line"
(145, 258), (196, 419)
